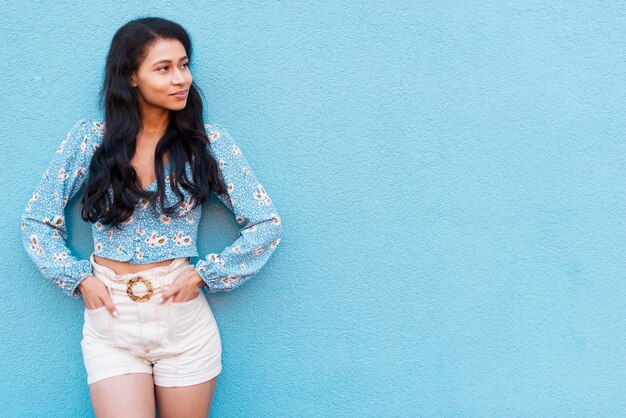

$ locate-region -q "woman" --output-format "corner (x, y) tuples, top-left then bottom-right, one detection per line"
(20, 17), (282, 417)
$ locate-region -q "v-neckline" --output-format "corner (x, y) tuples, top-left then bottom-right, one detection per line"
(144, 160), (172, 191)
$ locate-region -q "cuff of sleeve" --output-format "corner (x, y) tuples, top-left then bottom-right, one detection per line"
(193, 261), (220, 293)
(69, 263), (95, 300)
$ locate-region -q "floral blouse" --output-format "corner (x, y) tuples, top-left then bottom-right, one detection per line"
(20, 119), (283, 300)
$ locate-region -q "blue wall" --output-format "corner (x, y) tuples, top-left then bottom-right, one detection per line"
(2, 1), (626, 416)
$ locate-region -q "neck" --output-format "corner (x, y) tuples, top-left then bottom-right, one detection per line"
(137, 101), (170, 137)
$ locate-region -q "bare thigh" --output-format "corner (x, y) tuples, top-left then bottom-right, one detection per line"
(155, 375), (218, 418)
(89, 373), (155, 418)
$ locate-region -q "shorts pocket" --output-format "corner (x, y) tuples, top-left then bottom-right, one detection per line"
(169, 291), (202, 306)
(166, 291), (205, 343)
(84, 306), (113, 341)
(85, 304), (107, 313)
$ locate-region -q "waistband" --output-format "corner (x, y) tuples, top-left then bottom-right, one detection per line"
(89, 253), (194, 299)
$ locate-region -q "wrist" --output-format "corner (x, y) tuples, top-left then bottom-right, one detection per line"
(192, 271), (206, 289)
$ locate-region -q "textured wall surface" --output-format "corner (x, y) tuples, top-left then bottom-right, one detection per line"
(2, 1), (626, 416)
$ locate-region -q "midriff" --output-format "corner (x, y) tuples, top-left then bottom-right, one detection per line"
(93, 255), (188, 275)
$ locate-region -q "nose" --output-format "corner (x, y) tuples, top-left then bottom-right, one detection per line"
(172, 67), (187, 85)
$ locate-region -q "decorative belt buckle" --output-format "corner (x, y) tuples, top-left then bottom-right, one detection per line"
(126, 276), (153, 302)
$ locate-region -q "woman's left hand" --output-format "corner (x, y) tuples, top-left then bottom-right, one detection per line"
(157, 268), (205, 304)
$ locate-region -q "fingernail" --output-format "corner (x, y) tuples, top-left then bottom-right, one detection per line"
(112, 310), (119, 318)
(156, 296), (163, 304)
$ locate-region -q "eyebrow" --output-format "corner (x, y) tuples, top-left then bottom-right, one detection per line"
(152, 56), (189, 66)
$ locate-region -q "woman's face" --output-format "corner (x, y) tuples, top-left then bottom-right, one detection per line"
(130, 38), (193, 112)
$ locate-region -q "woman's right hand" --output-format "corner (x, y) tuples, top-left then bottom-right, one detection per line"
(78, 275), (119, 317)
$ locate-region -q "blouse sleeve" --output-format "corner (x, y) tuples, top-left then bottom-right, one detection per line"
(193, 124), (283, 292)
(20, 119), (95, 300)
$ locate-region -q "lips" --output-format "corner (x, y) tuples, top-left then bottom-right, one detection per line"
(171, 89), (188, 96)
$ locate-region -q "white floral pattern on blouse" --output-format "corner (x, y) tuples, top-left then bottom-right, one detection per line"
(20, 119), (283, 300)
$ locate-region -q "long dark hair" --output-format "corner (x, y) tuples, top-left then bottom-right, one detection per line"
(80, 17), (227, 228)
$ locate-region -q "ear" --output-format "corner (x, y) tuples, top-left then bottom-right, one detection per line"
(130, 72), (138, 87)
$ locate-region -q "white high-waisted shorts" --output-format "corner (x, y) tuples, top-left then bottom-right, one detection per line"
(80, 253), (222, 387)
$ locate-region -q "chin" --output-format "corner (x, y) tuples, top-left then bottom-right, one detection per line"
(163, 103), (187, 111)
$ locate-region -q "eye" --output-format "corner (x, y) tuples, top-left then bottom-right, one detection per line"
(158, 63), (188, 72)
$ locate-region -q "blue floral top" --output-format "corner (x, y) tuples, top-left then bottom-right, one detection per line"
(20, 119), (283, 300)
